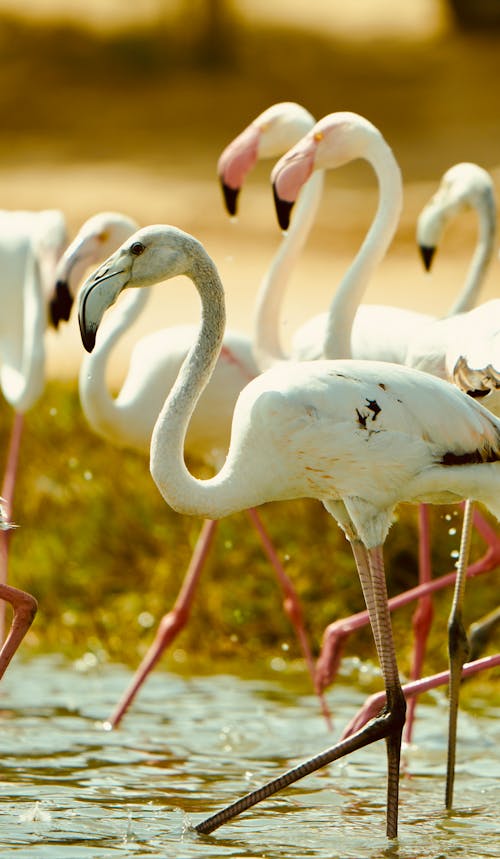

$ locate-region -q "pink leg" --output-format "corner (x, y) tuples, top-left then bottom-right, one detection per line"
(316, 505), (499, 695)
(0, 412), (24, 642)
(245, 507), (332, 728)
(0, 583), (37, 679)
(107, 518), (218, 728)
(404, 504), (434, 743)
(339, 652), (500, 742)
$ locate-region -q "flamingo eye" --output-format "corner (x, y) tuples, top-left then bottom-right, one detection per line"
(130, 241), (145, 256)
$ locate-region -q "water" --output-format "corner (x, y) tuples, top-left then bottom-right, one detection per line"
(0, 655), (498, 858)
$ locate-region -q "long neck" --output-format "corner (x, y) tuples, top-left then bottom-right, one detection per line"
(446, 188), (497, 316)
(150, 252), (262, 519)
(322, 138), (403, 359)
(79, 288), (149, 445)
(1, 247), (46, 413)
(253, 170), (324, 370)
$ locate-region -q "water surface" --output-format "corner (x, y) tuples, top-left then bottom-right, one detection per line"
(0, 655), (497, 858)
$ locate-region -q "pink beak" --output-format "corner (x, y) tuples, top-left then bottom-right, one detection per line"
(271, 134), (318, 230)
(217, 124), (261, 215)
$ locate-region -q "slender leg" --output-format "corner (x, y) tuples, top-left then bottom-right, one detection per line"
(340, 653), (500, 740)
(245, 507), (332, 727)
(0, 583), (37, 679)
(445, 499), (473, 809)
(107, 518), (218, 728)
(195, 542), (406, 839)
(404, 504), (434, 743)
(0, 412), (24, 642)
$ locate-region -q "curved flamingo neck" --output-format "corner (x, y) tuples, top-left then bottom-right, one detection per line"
(446, 186), (496, 316)
(79, 287), (149, 445)
(150, 250), (262, 519)
(322, 136), (403, 360)
(253, 170), (324, 370)
(1, 246), (46, 413)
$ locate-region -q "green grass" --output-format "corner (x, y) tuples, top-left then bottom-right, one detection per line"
(1, 381), (498, 708)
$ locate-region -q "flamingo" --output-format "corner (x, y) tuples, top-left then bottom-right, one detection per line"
(0, 499), (37, 679)
(269, 131), (499, 741)
(0, 209), (67, 638)
(51, 211), (322, 728)
(78, 214), (500, 838)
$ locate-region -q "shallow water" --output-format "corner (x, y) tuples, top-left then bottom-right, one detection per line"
(0, 655), (498, 859)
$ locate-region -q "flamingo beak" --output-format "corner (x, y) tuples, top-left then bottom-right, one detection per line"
(49, 280), (74, 329)
(78, 258), (129, 352)
(271, 135), (318, 231)
(419, 244), (436, 271)
(217, 124), (260, 216)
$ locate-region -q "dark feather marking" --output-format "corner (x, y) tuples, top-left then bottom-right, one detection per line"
(441, 446), (500, 466)
(366, 399), (381, 420)
(356, 409), (368, 428)
(466, 388), (489, 399)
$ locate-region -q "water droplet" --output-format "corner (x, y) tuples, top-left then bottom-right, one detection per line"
(281, 642), (289, 652)
(450, 549), (459, 559)
(270, 656), (287, 672)
(83, 470), (93, 481)
(448, 527), (457, 536)
(138, 611), (154, 629)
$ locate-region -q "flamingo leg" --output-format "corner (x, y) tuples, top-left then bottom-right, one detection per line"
(107, 518), (218, 729)
(445, 499), (473, 809)
(245, 507), (332, 728)
(0, 412), (24, 642)
(404, 504), (434, 743)
(0, 583), (37, 679)
(196, 542), (406, 839)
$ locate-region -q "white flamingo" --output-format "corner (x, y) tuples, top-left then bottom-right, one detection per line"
(79, 217), (500, 838)
(0, 209), (67, 637)
(51, 211), (322, 728)
(0, 498), (37, 679)
(270, 127), (499, 745)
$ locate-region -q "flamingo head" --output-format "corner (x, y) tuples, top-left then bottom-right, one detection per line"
(417, 162), (495, 272)
(79, 224), (198, 352)
(271, 111), (381, 230)
(217, 102), (315, 216)
(49, 212), (138, 328)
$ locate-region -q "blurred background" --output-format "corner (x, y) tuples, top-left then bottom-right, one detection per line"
(1, 0), (499, 674)
(1, 0), (500, 379)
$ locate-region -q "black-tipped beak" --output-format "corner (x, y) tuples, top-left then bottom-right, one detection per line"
(80, 320), (96, 353)
(419, 245), (436, 271)
(49, 281), (74, 329)
(220, 181), (240, 216)
(272, 184), (294, 231)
